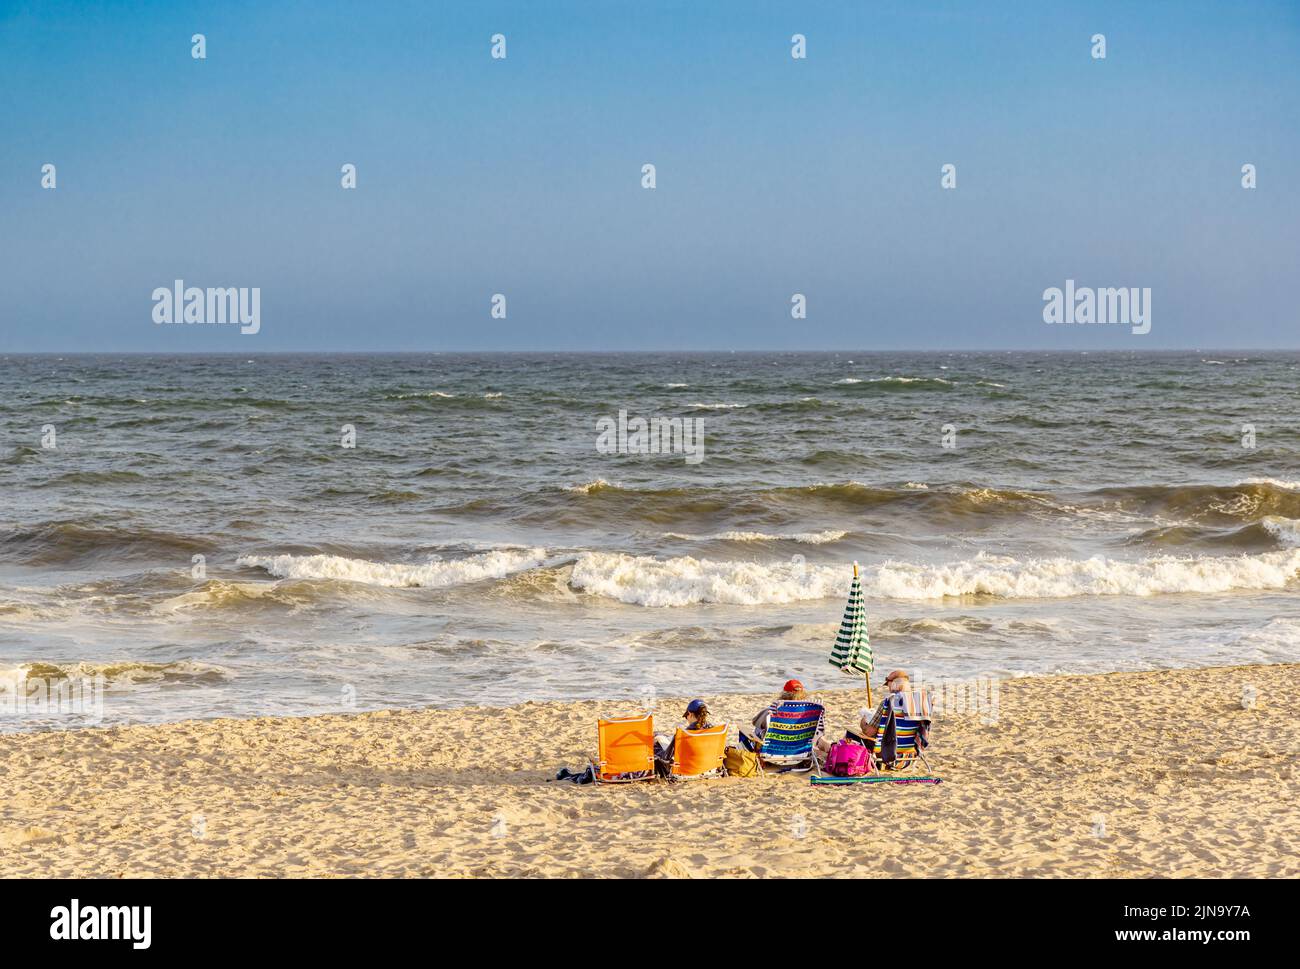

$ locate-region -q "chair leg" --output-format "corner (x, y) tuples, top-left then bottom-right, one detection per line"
(895, 751), (924, 773)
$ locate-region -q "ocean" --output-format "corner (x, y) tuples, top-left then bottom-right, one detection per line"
(2, 351), (1298, 729)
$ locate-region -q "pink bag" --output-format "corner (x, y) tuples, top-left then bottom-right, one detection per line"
(824, 740), (872, 777)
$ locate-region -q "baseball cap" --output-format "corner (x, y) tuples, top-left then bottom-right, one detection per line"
(684, 698), (707, 716)
(783, 678), (804, 692)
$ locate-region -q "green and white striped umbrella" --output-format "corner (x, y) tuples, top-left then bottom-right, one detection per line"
(828, 562), (873, 676)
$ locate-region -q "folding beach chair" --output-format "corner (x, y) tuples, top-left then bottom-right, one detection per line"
(594, 713), (656, 783)
(872, 690), (933, 773)
(756, 701), (826, 773)
(669, 724), (728, 780)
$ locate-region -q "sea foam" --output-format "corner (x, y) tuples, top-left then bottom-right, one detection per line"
(567, 548), (1300, 606)
(1261, 517), (1300, 547)
(659, 529), (848, 545)
(237, 548), (548, 588)
(1238, 477), (1300, 491)
(873, 549), (1300, 600)
(568, 553), (844, 606)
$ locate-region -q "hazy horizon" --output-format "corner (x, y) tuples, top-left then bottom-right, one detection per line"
(5, 347), (1300, 356)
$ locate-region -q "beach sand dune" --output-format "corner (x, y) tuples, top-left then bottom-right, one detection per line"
(1, 664), (1296, 878)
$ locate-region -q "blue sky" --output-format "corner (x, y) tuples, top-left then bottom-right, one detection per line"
(1, 0), (1297, 351)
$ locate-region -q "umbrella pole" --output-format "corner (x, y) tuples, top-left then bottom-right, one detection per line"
(851, 561), (872, 706)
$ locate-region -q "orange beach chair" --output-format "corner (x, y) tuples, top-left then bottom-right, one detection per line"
(669, 724), (728, 780)
(594, 714), (656, 783)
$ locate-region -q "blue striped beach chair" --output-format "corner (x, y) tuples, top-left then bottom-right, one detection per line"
(872, 690), (933, 773)
(756, 701), (826, 774)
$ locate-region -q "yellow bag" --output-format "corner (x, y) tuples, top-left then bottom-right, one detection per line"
(723, 745), (760, 777)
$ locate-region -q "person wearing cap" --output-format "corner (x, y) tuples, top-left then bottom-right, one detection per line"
(809, 669), (915, 757)
(851, 669), (912, 745)
(739, 678), (807, 752)
(653, 699), (714, 778)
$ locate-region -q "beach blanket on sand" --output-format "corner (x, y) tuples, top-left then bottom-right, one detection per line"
(811, 774), (942, 786)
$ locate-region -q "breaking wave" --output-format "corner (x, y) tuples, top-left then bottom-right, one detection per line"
(1093, 482), (1300, 523)
(533, 479), (1300, 531)
(1237, 477), (1300, 491)
(870, 549), (1300, 600)
(565, 549), (1300, 606)
(1128, 517), (1300, 551)
(836, 375), (955, 391)
(568, 553), (845, 607)
(659, 529), (848, 545)
(236, 548), (548, 588)
(152, 579), (328, 613)
(1, 660), (229, 689)
(1262, 517), (1300, 547)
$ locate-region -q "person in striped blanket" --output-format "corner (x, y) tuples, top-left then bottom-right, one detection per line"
(816, 669), (917, 755)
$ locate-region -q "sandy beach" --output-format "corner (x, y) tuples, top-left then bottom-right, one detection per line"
(1, 663), (1296, 878)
